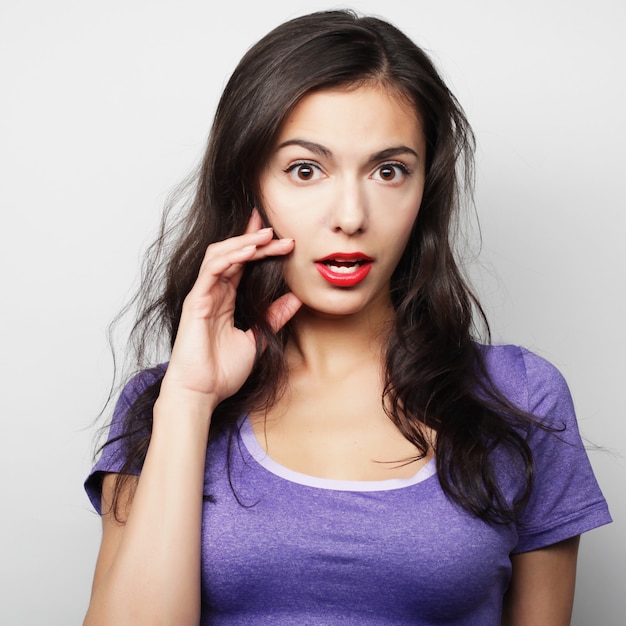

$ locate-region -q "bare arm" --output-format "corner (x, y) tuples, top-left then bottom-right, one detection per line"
(84, 401), (212, 625)
(501, 535), (580, 626)
(84, 212), (301, 626)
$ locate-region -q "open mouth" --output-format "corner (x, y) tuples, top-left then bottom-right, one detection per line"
(321, 258), (369, 274)
(315, 253), (373, 286)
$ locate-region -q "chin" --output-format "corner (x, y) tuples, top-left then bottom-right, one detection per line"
(300, 303), (363, 319)
(295, 288), (390, 321)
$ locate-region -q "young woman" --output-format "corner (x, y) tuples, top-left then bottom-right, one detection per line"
(84, 10), (611, 625)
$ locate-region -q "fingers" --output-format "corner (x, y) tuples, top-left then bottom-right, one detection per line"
(202, 208), (279, 270)
(243, 292), (302, 355)
(264, 292), (303, 333)
(204, 232), (293, 280)
(189, 244), (250, 295)
(192, 225), (294, 296)
(201, 227), (272, 263)
(201, 227), (292, 268)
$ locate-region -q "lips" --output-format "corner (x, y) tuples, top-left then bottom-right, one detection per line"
(314, 252), (373, 287)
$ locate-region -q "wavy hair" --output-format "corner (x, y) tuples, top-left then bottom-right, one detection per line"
(103, 10), (538, 523)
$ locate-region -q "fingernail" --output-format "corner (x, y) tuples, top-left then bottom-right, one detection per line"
(259, 227), (273, 234)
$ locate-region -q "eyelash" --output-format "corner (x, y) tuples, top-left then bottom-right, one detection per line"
(374, 162), (412, 180)
(283, 161), (322, 180)
(283, 161), (413, 182)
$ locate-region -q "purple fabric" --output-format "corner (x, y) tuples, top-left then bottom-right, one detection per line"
(86, 345), (611, 625)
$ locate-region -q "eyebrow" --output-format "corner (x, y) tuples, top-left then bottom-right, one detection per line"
(275, 139), (420, 164)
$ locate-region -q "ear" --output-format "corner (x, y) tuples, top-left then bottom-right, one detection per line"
(251, 201), (274, 231)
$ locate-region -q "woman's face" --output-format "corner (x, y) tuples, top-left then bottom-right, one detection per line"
(259, 84), (426, 321)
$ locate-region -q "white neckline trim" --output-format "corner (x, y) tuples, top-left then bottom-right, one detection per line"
(239, 416), (437, 492)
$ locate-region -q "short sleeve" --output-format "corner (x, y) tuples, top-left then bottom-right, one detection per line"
(512, 348), (611, 553)
(84, 366), (165, 514)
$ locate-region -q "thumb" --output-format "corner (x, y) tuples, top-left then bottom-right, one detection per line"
(266, 292), (302, 333)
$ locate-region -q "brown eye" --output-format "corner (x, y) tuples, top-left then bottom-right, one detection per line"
(284, 161), (323, 182)
(379, 165), (397, 181)
(373, 162), (410, 183)
(296, 164), (315, 180)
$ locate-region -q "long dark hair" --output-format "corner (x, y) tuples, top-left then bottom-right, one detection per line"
(103, 10), (538, 523)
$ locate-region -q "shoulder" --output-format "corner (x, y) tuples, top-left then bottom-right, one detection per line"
(99, 363), (168, 462)
(109, 364), (168, 430)
(478, 343), (565, 388)
(477, 344), (573, 423)
(85, 364), (168, 512)
(116, 364), (168, 409)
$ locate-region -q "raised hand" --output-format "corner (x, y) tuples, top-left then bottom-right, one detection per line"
(159, 209), (301, 409)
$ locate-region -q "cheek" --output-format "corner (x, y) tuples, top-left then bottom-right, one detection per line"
(383, 196), (421, 238)
(372, 178), (423, 216)
(382, 201), (421, 263)
(263, 207), (299, 241)
(258, 174), (296, 233)
(263, 191), (322, 239)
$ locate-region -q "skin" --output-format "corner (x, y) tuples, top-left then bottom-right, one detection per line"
(502, 536), (580, 626)
(252, 85), (432, 480)
(84, 86), (580, 625)
(84, 223), (301, 625)
(260, 85), (426, 323)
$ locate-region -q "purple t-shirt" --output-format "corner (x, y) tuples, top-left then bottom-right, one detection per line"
(86, 345), (611, 625)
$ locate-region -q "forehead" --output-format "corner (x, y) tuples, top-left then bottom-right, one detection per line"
(275, 85), (424, 151)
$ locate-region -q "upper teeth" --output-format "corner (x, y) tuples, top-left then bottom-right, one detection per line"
(328, 263), (359, 273)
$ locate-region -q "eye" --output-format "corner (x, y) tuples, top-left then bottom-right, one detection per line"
(372, 162), (411, 183)
(284, 161), (324, 182)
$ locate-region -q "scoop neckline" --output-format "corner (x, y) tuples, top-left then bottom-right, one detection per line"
(238, 415), (437, 492)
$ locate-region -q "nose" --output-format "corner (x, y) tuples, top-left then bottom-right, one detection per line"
(328, 179), (368, 235)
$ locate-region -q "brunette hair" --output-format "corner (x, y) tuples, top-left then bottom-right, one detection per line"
(102, 10), (537, 523)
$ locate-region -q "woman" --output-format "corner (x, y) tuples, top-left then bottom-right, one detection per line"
(84, 10), (611, 625)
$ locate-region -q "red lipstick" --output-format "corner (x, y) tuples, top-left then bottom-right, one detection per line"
(314, 252), (373, 287)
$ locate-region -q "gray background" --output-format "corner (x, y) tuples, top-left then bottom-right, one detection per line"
(1, 0), (623, 623)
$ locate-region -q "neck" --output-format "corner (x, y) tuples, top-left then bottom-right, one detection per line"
(286, 302), (394, 378)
